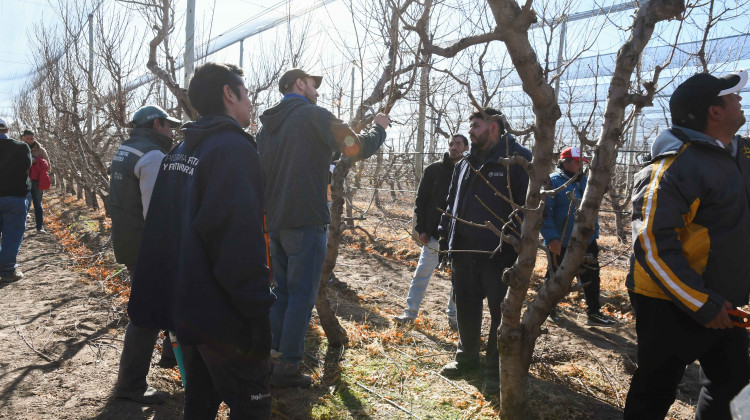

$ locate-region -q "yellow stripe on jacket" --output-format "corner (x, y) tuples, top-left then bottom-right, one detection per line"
(633, 147), (710, 311)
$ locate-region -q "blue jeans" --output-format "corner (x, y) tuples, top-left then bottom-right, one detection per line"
(0, 196), (28, 275)
(404, 237), (456, 319)
(26, 182), (44, 230)
(269, 225), (327, 366)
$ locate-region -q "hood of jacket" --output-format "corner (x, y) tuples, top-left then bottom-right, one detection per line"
(651, 125), (726, 159)
(258, 96), (309, 135)
(181, 114), (253, 151)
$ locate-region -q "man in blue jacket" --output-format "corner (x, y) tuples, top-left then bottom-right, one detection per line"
(438, 108), (531, 395)
(540, 146), (616, 327)
(257, 68), (389, 388)
(128, 63), (274, 418)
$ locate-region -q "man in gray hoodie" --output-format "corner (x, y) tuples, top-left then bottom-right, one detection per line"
(257, 68), (389, 388)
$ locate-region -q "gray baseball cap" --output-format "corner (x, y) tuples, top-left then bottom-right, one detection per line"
(131, 105), (181, 128)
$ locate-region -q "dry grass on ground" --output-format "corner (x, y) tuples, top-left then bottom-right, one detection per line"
(8, 190), (705, 419)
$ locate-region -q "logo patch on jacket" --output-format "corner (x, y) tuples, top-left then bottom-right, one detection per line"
(488, 171), (505, 178)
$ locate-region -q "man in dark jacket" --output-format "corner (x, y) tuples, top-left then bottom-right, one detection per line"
(110, 104), (180, 404)
(438, 108), (531, 395)
(624, 70), (750, 420)
(393, 134), (468, 329)
(256, 68), (389, 388)
(128, 63), (274, 418)
(0, 117), (32, 282)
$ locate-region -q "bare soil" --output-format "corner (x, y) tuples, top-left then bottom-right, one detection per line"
(0, 194), (700, 419)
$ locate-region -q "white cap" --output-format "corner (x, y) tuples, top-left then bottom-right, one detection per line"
(718, 69), (748, 96)
(0, 117), (7, 130)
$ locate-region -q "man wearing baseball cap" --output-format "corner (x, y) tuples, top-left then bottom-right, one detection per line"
(257, 68), (390, 388)
(110, 104), (180, 404)
(541, 146), (615, 326)
(0, 117), (32, 283)
(624, 70), (750, 419)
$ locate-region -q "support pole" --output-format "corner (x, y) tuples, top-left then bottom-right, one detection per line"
(184, 0), (196, 108)
(86, 13), (94, 146)
(553, 17), (567, 103)
(239, 39), (244, 68)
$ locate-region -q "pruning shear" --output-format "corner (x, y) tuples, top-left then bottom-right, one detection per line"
(728, 308), (750, 328)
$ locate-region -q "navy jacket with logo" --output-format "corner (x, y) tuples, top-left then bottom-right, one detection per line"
(128, 115), (274, 349)
(439, 134), (531, 253)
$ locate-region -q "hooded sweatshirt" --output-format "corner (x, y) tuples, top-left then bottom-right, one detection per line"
(257, 95), (385, 231)
(128, 115), (274, 348)
(626, 126), (750, 325)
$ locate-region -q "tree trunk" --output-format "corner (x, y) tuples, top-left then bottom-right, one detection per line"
(613, 202), (628, 243)
(315, 158), (353, 347)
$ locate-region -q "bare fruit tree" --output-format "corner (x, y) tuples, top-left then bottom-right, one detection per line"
(406, 0), (687, 416)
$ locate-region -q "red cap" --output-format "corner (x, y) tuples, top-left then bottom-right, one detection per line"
(560, 146), (589, 163)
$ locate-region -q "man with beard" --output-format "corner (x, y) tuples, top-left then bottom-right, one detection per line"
(257, 68), (389, 388)
(393, 134), (469, 330)
(624, 70), (750, 419)
(438, 108), (531, 395)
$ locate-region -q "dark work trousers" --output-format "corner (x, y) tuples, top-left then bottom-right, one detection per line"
(116, 266), (174, 392)
(548, 240), (601, 315)
(624, 292), (750, 420)
(181, 342), (272, 420)
(450, 239), (516, 381)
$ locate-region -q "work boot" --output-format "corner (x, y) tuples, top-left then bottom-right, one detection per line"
(271, 362), (312, 389)
(115, 386), (166, 404)
(1, 270), (24, 283)
(392, 314), (415, 325)
(439, 360), (479, 379)
(587, 312), (617, 327)
(482, 374), (500, 395)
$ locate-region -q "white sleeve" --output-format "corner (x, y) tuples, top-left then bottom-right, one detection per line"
(133, 150), (165, 219)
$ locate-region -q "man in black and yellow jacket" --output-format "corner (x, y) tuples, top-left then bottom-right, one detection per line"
(624, 70), (750, 420)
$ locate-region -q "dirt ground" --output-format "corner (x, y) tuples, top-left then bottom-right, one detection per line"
(0, 194), (701, 419)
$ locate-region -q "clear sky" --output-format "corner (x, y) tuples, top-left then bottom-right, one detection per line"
(0, 0), (353, 122)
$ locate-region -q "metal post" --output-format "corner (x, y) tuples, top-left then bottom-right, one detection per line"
(86, 13), (93, 146)
(185, 0), (196, 96)
(626, 111), (639, 192)
(415, 58), (429, 183)
(239, 39), (244, 68)
(349, 67), (355, 120)
(553, 16), (567, 103)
